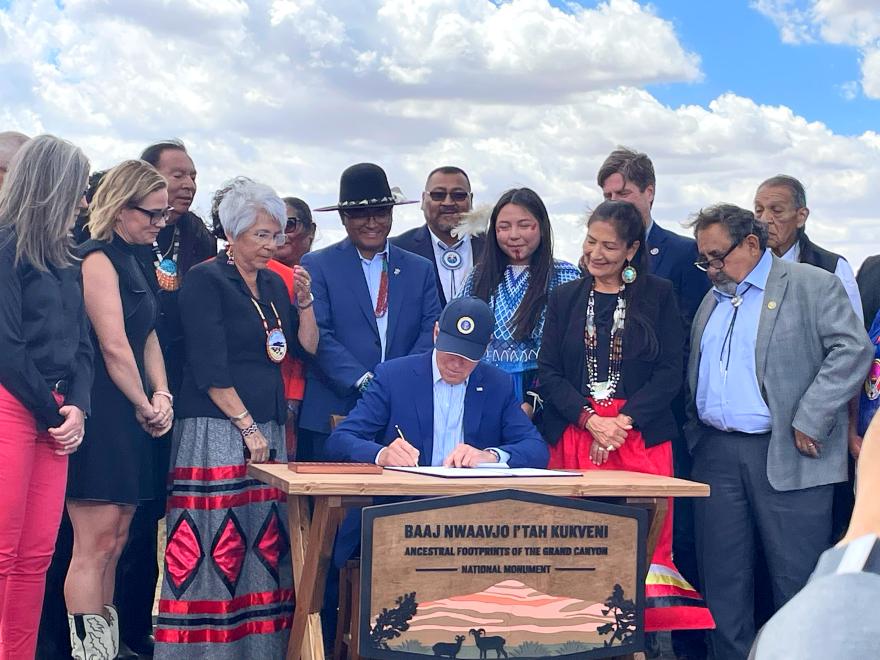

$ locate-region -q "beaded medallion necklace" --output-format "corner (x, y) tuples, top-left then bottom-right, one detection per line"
(584, 283), (627, 407)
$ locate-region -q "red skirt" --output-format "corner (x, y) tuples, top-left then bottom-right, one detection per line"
(548, 399), (714, 632)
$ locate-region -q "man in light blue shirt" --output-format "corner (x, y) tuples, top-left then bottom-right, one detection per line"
(685, 204), (871, 660)
(328, 297), (545, 470)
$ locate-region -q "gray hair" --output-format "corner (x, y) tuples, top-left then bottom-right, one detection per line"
(689, 203), (769, 251)
(0, 134), (90, 270)
(0, 131), (29, 170)
(757, 174), (807, 209)
(218, 177), (285, 240)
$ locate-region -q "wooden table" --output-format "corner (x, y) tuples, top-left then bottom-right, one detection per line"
(248, 465), (710, 660)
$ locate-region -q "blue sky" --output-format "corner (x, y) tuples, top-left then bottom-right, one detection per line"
(2, 0), (878, 266)
(569, 0), (875, 136)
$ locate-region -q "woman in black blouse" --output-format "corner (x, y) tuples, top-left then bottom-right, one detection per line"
(0, 135), (92, 659)
(64, 160), (175, 659)
(538, 200), (712, 633)
(155, 178), (317, 660)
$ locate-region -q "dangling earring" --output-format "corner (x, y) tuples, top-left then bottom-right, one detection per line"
(622, 261), (637, 284)
(226, 244), (235, 265)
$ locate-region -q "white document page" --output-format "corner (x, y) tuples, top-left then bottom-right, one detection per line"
(385, 466), (582, 478)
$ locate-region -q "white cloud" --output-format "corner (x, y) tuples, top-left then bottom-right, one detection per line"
(753, 0), (880, 98)
(1, 0), (878, 270)
(749, 0), (817, 44)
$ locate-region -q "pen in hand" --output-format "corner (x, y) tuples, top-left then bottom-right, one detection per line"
(381, 424), (419, 467)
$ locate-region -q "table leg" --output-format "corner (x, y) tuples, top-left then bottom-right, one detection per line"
(625, 496), (668, 562)
(287, 496), (346, 660)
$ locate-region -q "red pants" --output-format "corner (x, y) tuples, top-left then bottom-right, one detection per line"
(0, 384), (67, 660)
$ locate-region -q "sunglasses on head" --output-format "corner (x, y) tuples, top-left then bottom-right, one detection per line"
(427, 190), (470, 202)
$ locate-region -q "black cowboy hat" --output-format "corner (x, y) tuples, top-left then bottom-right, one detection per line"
(314, 162), (417, 212)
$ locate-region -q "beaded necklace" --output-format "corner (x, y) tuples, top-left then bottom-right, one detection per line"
(584, 283), (627, 407)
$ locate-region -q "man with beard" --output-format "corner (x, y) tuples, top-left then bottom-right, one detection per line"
(685, 204), (871, 660)
(111, 140), (215, 657)
(392, 166), (485, 307)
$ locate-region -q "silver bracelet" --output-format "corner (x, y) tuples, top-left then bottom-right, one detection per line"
(153, 390), (174, 405)
(230, 409), (250, 422)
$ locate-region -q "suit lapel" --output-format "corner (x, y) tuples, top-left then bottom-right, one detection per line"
(688, 294), (717, 395)
(755, 259), (788, 389)
(416, 226), (448, 306)
(414, 353), (435, 465)
(647, 223), (669, 274)
(386, 244), (403, 349)
(339, 240), (379, 334)
(463, 366), (486, 445)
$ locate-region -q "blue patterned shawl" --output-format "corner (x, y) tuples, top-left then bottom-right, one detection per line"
(460, 259), (580, 379)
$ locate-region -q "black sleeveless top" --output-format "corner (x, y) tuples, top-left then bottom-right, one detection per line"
(67, 234), (160, 504)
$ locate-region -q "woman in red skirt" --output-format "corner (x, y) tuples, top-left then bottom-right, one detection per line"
(538, 200), (713, 633)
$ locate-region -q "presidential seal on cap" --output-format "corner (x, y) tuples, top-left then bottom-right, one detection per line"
(436, 296), (493, 361)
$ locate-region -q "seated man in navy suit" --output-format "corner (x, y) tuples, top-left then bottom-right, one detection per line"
(326, 296), (549, 469)
(299, 163), (442, 460)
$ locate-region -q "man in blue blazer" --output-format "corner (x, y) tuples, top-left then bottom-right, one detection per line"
(391, 166), (486, 307)
(299, 163), (442, 460)
(326, 297), (549, 469)
(597, 147), (709, 326)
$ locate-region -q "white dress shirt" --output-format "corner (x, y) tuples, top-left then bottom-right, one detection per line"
(358, 242), (390, 361)
(781, 241), (863, 321)
(428, 229), (474, 303)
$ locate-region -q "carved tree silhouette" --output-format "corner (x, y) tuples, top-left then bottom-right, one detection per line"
(369, 592), (418, 649)
(597, 584), (637, 647)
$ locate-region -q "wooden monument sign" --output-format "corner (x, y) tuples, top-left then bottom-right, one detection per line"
(360, 489), (648, 659)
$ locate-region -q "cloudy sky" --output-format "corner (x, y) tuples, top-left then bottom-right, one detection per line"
(1, 0), (878, 266)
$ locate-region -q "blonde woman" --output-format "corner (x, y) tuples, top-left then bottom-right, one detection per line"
(0, 135), (91, 660)
(65, 160), (173, 659)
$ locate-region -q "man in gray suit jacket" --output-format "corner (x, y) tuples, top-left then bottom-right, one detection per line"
(684, 204), (872, 660)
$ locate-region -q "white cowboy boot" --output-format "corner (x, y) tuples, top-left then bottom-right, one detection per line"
(104, 604), (120, 658)
(67, 612), (115, 660)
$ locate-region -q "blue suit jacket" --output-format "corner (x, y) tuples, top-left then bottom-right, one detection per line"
(300, 239), (442, 433)
(326, 352), (550, 468)
(326, 352), (550, 565)
(647, 222), (710, 329)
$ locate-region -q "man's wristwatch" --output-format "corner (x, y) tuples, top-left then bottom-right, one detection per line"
(296, 292), (314, 309)
(487, 448), (502, 463)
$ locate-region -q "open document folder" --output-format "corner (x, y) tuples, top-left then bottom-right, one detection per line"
(384, 465), (582, 478)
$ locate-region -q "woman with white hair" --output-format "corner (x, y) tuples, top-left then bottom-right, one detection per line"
(0, 134), (91, 659)
(155, 177), (317, 659)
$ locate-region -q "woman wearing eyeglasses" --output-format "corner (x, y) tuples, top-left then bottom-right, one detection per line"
(64, 160), (174, 658)
(538, 200), (713, 634)
(154, 178), (317, 659)
(267, 197), (316, 454)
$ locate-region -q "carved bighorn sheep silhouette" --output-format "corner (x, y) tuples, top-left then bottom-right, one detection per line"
(432, 634), (466, 658)
(469, 628), (508, 659)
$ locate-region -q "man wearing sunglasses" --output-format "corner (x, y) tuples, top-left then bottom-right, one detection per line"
(392, 166), (485, 307)
(685, 204), (871, 660)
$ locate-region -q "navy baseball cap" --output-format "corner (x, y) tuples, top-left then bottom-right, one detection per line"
(435, 297), (493, 361)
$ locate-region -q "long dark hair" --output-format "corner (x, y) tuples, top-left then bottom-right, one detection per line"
(587, 200), (657, 359)
(471, 188), (554, 340)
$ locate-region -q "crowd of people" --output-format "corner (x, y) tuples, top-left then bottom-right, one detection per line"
(0, 130), (876, 660)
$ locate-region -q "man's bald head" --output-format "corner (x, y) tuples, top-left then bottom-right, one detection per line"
(0, 131), (30, 188)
